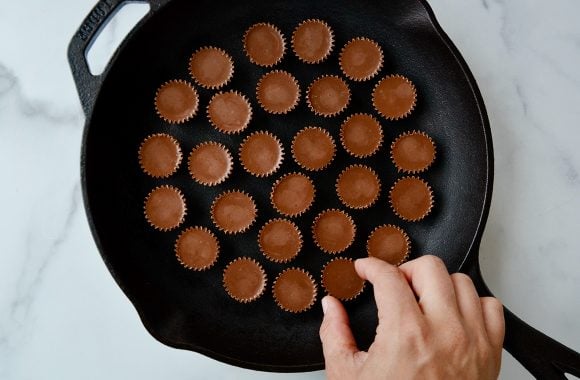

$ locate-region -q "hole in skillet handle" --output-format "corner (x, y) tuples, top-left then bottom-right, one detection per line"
(67, 0), (165, 116)
(86, 3), (150, 76)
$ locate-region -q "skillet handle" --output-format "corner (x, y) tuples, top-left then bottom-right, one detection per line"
(503, 308), (580, 379)
(67, 0), (165, 116)
(464, 260), (580, 379)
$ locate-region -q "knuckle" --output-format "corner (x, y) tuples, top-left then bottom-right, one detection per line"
(319, 318), (332, 341)
(448, 334), (469, 353)
(444, 326), (469, 352)
(374, 265), (403, 285)
(404, 321), (431, 347)
(476, 344), (492, 364)
(360, 257), (400, 281)
(451, 272), (471, 283)
(373, 258), (399, 274)
(481, 297), (503, 313)
(384, 265), (403, 279)
(451, 273), (474, 287)
(420, 254), (446, 269)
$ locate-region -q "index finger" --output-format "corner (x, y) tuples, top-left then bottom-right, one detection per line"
(355, 257), (422, 323)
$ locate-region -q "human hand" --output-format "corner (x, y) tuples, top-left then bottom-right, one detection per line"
(320, 256), (504, 380)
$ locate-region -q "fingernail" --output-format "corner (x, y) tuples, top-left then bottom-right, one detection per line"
(321, 296), (329, 314)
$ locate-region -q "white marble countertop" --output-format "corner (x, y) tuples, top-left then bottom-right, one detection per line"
(1, 0), (579, 379)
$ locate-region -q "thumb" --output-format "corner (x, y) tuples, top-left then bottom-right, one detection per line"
(319, 296), (359, 366)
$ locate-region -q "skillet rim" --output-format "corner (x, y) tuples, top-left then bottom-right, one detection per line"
(76, 0), (494, 372)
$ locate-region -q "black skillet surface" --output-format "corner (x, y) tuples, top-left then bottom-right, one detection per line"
(69, 0), (580, 376)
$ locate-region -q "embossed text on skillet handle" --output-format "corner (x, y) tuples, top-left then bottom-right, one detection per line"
(67, 0), (169, 115)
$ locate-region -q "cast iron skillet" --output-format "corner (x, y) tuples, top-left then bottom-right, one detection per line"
(69, 0), (580, 376)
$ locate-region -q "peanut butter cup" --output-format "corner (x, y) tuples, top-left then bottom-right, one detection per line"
(312, 209), (356, 254)
(223, 257), (267, 303)
(291, 19), (334, 64)
(271, 173), (315, 217)
(188, 47), (234, 89)
(321, 258), (365, 301)
(175, 227), (219, 271)
(256, 70), (300, 114)
(339, 113), (383, 158)
(391, 131), (436, 173)
(188, 142), (232, 186)
(211, 190), (257, 234)
(207, 91), (252, 134)
(372, 75), (417, 121)
(339, 37), (383, 81)
(144, 185), (186, 231)
(291, 127), (335, 171)
(366, 224), (410, 266)
(273, 268), (317, 313)
(243, 23), (285, 67)
(154, 80), (199, 124)
(239, 131), (283, 177)
(258, 219), (302, 263)
(336, 165), (381, 209)
(138, 133), (182, 178)
(306, 75), (350, 117)
(389, 177), (433, 222)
